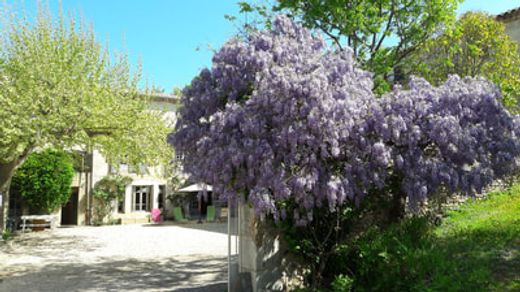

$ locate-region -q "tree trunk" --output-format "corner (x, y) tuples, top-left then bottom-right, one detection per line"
(383, 175), (407, 225)
(0, 151), (31, 232)
(387, 190), (407, 225)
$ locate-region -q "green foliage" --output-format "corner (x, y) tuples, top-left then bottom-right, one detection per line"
(323, 187), (520, 291)
(331, 274), (354, 292)
(412, 12), (520, 111)
(277, 203), (361, 288)
(345, 217), (437, 290)
(0, 2), (172, 192)
(2, 229), (12, 241)
(237, 0), (461, 92)
(11, 149), (74, 214)
(92, 175), (131, 224)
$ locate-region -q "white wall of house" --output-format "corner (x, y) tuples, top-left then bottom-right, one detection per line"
(120, 177), (167, 213)
(499, 10), (520, 54)
(66, 94), (180, 225)
(504, 17), (520, 54)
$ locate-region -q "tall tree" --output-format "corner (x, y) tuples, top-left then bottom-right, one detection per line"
(0, 4), (172, 230)
(238, 0), (461, 93)
(411, 12), (520, 111)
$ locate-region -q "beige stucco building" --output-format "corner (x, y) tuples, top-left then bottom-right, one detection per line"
(497, 7), (520, 54)
(70, 93), (180, 226)
(10, 93), (181, 227)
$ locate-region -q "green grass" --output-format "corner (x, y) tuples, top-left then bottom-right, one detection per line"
(432, 186), (520, 291)
(342, 185), (520, 291)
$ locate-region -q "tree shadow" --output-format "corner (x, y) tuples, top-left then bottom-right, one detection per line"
(432, 226), (520, 289)
(0, 255), (228, 291)
(143, 221), (235, 236)
(1, 233), (102, 258)
(174, 282), (227, 292)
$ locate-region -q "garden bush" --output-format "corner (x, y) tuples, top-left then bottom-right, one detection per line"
(11, 149), (74, 214)
(170, 16), (520, 288)
(92, 175), (131, 225)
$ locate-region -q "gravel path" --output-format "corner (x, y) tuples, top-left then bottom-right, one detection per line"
(0, 223), (230, 291)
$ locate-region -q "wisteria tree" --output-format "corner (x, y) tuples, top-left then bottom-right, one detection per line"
(170, 16), (520, 285)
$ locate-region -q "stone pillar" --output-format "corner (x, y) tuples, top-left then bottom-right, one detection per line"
(152, 184), (160, 209)
(237, 203), (288, 292)
(125, 185), (133, 213)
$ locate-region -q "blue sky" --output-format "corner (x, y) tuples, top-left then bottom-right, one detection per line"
(8, 0), (520, 91)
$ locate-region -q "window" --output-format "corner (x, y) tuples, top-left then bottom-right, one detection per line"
(172, 152), (185, 172)
(133, 186), (151, 211)
(128, 163), (149, 175)
(119, 163), (129, 173)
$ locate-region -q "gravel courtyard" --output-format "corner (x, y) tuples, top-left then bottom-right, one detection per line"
(0, 223), (230, 291)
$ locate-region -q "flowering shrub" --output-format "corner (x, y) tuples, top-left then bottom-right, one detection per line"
(169, 16), (520, 225)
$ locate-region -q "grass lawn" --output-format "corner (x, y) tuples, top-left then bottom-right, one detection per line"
(431, 185), (520, 291)
(347, 184), (520, 291)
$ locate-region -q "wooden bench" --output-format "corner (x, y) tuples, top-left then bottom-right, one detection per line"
(20, 215), (58, 232)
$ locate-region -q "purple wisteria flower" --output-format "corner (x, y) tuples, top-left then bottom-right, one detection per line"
(169, 16), (520, 223)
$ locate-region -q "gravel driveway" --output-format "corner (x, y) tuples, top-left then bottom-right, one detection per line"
(0, 223), (230, 291)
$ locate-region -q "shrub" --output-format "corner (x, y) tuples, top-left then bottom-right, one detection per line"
(170, 15), (520, 226)
(346, 217), (435, 290)
(92, 175), (131, 224)
(11, 149), (74, 214)
(169, 16), (520, 288)
(331, 274), (354, 292)
(2, 229), (12, 241)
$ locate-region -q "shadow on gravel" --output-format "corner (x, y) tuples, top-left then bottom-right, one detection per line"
(1, 233), (101, 258)
(0, 256), (228, 291)
(143, 222), (230, 235)
(173, 282), (227, 292)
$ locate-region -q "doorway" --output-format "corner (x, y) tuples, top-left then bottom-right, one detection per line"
(61, 187), (79, 225)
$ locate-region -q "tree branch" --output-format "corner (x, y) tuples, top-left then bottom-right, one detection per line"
(313, 20), (343, 51)
(373, 0), (395, 54)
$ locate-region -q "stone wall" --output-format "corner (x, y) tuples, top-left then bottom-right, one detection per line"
(236, 203), (305, 291)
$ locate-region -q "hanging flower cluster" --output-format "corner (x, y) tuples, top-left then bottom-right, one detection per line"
(169, 16), (520, 224)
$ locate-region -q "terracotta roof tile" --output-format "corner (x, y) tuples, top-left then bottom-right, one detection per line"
(496, 7), (520, 21)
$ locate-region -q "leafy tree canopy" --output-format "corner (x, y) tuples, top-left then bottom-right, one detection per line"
(93, 175), (132, 203)
(237, 0), (461, 93)
(11, 149), (74, 214)
(0, 3), (172, 194)
(411, 12), (520, 111)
